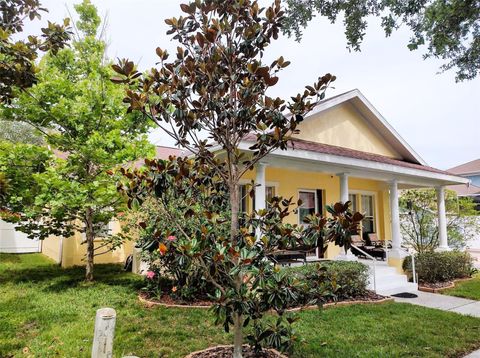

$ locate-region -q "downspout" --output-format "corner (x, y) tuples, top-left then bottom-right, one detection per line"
(59, 237), (64, 266)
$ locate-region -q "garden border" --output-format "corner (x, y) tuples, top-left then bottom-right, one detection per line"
(184, 344), (288, 358)
(418, 277), (473, 293)
(138, 293), (394, 310)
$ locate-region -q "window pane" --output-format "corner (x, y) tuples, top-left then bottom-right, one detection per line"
(299, 191), (315, 223)
(239, 185), (247, 213)
(349, 194), (357, 212)
(266, 186), (275, 203)
(361, 195), (373, 216)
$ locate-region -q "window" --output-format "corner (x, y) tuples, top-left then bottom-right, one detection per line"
(361, 194), (375, 234)
(240, 184), (276, 213)
(266, 186), (275, 204)
(298, 191), (316, 224)
(348, 193), (358, 212)
(239, 184), (249, 213)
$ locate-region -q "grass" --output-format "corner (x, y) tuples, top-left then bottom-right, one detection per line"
(1, 254), (480, 357)
(443, 274), (480, 300)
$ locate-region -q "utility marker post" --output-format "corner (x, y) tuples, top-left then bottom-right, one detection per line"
(92, 307), (116, 358)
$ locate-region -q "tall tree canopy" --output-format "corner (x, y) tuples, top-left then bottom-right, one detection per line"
(283, 0), (480, 81)
(1, 0), (153, 281)
(0, 0), (71, 103)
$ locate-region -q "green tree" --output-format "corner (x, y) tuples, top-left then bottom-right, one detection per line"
(1, 0), (153, 281)
(283, 0), (480, 81)
(0, 0), (71, 103)
(399, 188), (480, 252)
(0, 141), (51, 217)
(113, 1), (361, 356)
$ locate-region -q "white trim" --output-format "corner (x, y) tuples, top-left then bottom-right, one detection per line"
(237, 141), (469, 186)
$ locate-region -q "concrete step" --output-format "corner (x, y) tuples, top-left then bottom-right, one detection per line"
(375, 282), (418, 296)
(372, 273), (408, 286)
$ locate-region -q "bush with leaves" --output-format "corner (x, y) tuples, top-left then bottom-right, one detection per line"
(403, 251), (475, 284)
(285, 260), (370, 303)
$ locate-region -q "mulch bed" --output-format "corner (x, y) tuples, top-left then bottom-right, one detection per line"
(185, 345), (287, 358)
(418, 277), (473, 293)
(139, 290), (391, 310)
(139, 292), (212, 309)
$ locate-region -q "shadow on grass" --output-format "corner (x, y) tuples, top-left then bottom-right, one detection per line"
(0, 260), (143, 293)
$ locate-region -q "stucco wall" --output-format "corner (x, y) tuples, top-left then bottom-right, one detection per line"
(294, 103), (401, 159)
(243, 166), (392, 259)
(41, 220), (134, 268)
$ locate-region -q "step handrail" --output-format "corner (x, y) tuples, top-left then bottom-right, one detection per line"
(386, 247), (417, 285)
(351, 244), (377, 293)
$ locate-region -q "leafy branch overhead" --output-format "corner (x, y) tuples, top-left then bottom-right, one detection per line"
(283, 0), (480, 81)
(0, 0), (72, 103)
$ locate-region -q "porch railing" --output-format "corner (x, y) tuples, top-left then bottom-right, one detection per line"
(351, 244), (377, 293)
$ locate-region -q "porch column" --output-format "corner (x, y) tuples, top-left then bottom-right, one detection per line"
(255, 162), (267, 239)
(389, 180), (406, 259)
(254, 162), (267, 212)
(435, 186), (450, 251)
(338, 173), (349, 203)
(335, 173), (357, 261)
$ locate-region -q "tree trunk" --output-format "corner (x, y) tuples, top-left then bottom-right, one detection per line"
(229, 166), (243, 358)
(85, 207), (95, 281)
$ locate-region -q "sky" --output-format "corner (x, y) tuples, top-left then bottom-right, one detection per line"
(22, 0), (480, 170)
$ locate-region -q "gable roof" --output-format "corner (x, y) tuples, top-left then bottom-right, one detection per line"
(300, 89), (427, 165)
(448, 159), (480, 176)
(447, 183), (480, 196)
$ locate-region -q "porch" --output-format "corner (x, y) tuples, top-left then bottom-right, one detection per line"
(244, 137), (469, 274)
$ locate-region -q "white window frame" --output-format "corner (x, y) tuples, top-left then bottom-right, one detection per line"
(297, 189), (318, 226)
(348, 190), (380, 237)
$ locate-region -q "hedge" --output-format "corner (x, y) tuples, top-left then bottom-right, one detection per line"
(402, 251), (474, 284)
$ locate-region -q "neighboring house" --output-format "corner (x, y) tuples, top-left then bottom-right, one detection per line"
(447, 159), (480, 265)
(448, 159), (480, 211)
(34, 90), (468, 288)
(0, 220), (41, 253)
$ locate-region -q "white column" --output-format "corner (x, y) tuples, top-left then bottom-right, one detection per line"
(436, 186), (450, 251)
(92, 308), (116, 358)
(389, 180), (406, 259)
(255, 163), (267, 239)
(335, 173), (357, 261)
(255, 162), (267, 212)
(338, 173), (349, 203)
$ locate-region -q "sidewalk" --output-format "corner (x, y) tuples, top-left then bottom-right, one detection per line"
(393, 290), (480, 317)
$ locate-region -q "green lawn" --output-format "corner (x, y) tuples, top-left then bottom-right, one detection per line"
(444, 275), (480, 301)
(1, 254), (480, 357)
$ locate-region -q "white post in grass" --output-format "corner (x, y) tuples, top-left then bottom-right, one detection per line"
(92, 308), (116, 358)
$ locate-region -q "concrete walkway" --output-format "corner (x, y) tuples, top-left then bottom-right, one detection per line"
(393, 290), (480, 317)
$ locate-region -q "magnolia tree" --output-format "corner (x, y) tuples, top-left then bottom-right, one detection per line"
(1, 0), (153, 281)
(113, 1), (361, 356)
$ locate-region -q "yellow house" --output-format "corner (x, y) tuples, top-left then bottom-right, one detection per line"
(41, 89), (468, 293)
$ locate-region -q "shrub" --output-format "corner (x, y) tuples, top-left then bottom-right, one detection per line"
(403, 251), (474, 283)
(285, 260), (370, 303)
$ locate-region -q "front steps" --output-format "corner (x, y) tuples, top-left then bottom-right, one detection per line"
(359, 259), (418, 296)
